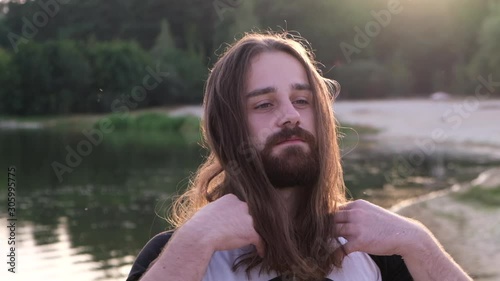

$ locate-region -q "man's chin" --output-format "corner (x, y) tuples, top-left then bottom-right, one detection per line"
(267, 166), (320, 189)
(263, 154), (319, 188)
(271, 143), (310, 157)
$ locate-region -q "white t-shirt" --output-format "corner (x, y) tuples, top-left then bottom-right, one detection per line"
(203, 245), (381, 281)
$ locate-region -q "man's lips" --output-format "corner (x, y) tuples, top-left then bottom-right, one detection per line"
(276, 137), (305, 145)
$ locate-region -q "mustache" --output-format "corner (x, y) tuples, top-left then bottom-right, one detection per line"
(265, 126), (316, 147)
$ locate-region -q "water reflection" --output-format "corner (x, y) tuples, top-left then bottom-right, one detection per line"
(0, 216), (135, 281)
(0, 128), (498, 281)
(0, 129), (202, 280)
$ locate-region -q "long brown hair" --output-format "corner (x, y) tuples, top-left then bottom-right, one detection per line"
(169, 31), (347, 280)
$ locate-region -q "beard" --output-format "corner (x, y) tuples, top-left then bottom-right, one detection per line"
(260, 126), (320, 188)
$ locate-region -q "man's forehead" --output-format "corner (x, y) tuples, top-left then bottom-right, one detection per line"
(244, 51), (310, 94)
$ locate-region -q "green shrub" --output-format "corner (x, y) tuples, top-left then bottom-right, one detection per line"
(3, 40), (156, 115)
(148, 20), (207, 105)
(102, 114), (133, 131)
(467, 9), (500, 96)
(161, 49), (207, 104)
(134, 113), (185, 131)
(94, 113), (199, 134)
(456, 186), (500, 207)
(0, 48), (17, 114)
(83, 41), (153, 112)
(5, 41), (92, 115)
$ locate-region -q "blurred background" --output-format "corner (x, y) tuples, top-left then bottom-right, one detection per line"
(0, 0), (499, 280)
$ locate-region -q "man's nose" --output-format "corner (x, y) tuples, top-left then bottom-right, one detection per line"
(277, 101), (300, 128)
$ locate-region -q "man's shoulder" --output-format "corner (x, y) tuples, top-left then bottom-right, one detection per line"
(126, 230), (174, 281)
(136, 230), (174, 255)
(369, 254), (413, 281)
(147, 230), (174, 245)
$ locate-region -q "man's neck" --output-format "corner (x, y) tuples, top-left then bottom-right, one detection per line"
(276, 187), (302, 216)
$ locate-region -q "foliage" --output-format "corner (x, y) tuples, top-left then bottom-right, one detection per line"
(150, 19), (175, 61)
(134, 112), (185, 132)
(1, 0), (500, 115)
(0, 48), (15, 113)
(148, 19), (207, 105)
(333, 60), (391, 99)
(157, 48), (207, 104)
(456, 186), (500, 207)
(468, 7), (500, 84)
(4, 40), (92, 115)
(93, 112), (199, 134)
(1, 40), (156, 115)
(83, 40), (152, 112)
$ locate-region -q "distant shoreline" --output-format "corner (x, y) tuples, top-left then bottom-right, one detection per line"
(333, 98), (500, 152)
(3, 98), (500, 151)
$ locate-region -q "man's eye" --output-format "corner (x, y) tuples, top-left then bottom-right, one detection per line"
(255, 103), (273, 109)
(294, 99), (309, 105)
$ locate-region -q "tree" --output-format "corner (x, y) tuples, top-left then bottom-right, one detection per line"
(467, 4), (500, 96)
(149, 19), (207, 105)
(7, 40), (92, 115)
(0, 47), (16, 114)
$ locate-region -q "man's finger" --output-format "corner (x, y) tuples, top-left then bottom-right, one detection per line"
(250, 230), (266, 258)
(334, 223), (353, 237)
(338, 202), (353, 211)
(333, 210), (349, 223)
(254, 236), (266, 258)
(332, 242), (354, 260)
(340, 241), (355, 256)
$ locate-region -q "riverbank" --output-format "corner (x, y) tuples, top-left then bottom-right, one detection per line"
(393, 181), (500, 280)
(333, 99), (500, 280)
(333, 98), (500, 156)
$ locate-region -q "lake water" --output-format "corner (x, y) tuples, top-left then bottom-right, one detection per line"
(1, 128), (498, 281)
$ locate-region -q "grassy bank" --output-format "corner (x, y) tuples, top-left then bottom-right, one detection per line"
(90, 112), (202, 147)
(1, 109), (379, 148)
(93, 112), (199, 133)
(455, 185), (500, 207)
(0, 113), (102, 131)
(2, 109), (379, 134)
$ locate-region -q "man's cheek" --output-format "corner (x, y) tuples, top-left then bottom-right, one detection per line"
(256, 128), (273, 147)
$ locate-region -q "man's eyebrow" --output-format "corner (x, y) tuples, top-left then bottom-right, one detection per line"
(245, 83), (311, 99)
(245, 86), (277, 99)
(292, 83), (312, 91)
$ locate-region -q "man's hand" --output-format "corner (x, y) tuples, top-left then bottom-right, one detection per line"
(139, 194), (264, 281)
(182, 193), (265, 256)
(333, 199), (421, 257)
(333, 199), (472, 281)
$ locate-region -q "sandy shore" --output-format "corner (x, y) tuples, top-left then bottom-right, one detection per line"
(333, 99), (500, 146)
(393, 187), (500, 280)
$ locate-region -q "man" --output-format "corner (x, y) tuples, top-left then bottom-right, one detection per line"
(127, 32), (472, 281)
